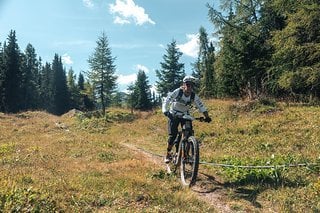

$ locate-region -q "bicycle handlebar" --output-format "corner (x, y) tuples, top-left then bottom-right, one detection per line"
(168, 113), (211, 123)
(195, 117), (204, 121)
(195, 117), (210, 123)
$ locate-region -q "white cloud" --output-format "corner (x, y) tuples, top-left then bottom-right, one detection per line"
(177, 34), (199, 58)
(62, 53), (73, 65)
(134, 64), (149, 73)
(117, 73), (137, 85)
(83, 0), (94, 8)
(114, 16), (130, 25)
(109, 0), (155, 26)
(116, 65), (149, 90)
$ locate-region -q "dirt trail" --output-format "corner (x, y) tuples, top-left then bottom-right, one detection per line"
(122, 143), (234, 213)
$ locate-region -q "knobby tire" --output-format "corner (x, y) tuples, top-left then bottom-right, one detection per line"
(180, 136), (199, 187)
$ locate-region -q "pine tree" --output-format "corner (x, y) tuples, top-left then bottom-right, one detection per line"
(67, 67), (80, 109)
(39, 62), (53, 111)
(78, 72), (85, 90)
(82, 81), (96, 111)
(126, 84), (135, 113)
(20, 43), (40, 110)
(133, 70), (152, 110)
(156, 40), (185, 97)
(208, 0), (269, 99)
(197, 27), (216, 98)
(87, 32), (117, 115)
(50, 54), (70, 115)
(76, 72), (95, 111)
(111, 91), (125, 108)
(210, 6), (241, 97)
(0, 42), (4, 111)
(271, 1), (320, 101)
(151, 91), (161, 107)
(1, 30), (22, 112)
(259, 0), (286, 97)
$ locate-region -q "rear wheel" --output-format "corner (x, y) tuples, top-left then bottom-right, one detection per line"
(180, 136), (199, 186)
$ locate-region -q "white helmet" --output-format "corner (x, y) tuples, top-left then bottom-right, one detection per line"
(183, 75), (197, 84)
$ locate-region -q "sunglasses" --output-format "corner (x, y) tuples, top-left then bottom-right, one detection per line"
(185, 83), (193, 87)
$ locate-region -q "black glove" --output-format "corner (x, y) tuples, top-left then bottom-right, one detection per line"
(204, 117), (212, 123)
(164, 111), (173, 119)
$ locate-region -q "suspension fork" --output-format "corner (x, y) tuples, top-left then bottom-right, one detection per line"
(174, 132), (182, 153)
(181, 132), (190, 159)
(182, 120), (193, 157)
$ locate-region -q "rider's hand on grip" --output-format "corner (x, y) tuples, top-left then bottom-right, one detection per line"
(164, 111), (173, 120)
(204, 117), (212, 123)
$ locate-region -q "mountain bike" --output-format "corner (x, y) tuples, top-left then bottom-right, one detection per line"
(166, 114), (207, 187)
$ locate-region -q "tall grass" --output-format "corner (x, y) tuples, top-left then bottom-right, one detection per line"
(0, 111), (214, 212)
(1, 100), (320, 212)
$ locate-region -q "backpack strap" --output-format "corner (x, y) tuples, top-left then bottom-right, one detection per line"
(190, 92), (195, 103)
(176, 88), (183, 101)
(176, 88), (195, 105)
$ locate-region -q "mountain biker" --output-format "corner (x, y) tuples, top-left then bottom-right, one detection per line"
(162, 75), (212, 163)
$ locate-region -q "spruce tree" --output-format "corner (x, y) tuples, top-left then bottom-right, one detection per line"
(197, 27), (216, 98)
(0, 42), (4, 111)
(77, 72), (95, 111)
(39, 62), (53, 111)
(210, 7), (241, 97)
(87, 32), (117, 115)
(50, 54), (70, 115)
(156, 40), (185, 97)
(67, 67), (80, 109)
(271, 1), (320, 101)
(133, 70), (152, 110)
(82, 81), (96, 111)
(126, 84), (135, 113)
(208, 1), (269, 99)
(78, 72), (85, 90)
(111, 91), (125, 108)
(258, 0), (286, 97)
(21, 43), (40, 110)
(2, 30), (22, 112)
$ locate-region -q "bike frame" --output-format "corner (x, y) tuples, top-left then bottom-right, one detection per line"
(167, 114), (204, 186)
(172, 115), (194, 163)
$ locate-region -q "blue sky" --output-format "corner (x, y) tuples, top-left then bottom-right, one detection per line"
(0, 0), (217, 92)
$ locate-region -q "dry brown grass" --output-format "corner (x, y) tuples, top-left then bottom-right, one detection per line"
(1, 99), (320, 212)
(0, 110), (214, 212)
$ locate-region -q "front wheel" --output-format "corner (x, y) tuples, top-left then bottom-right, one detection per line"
(166, 139), (182, 174)
(180, 136), (199, 187)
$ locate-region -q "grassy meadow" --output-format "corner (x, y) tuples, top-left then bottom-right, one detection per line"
(0, 100), (319, 212)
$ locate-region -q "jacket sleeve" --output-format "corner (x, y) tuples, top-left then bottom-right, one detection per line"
(194, 94), (207, 113)
(162, 88), (180, 113)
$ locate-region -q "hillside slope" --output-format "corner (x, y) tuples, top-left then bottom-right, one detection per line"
(0, 110), (216, 212)
(1, 100), (320, 212)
